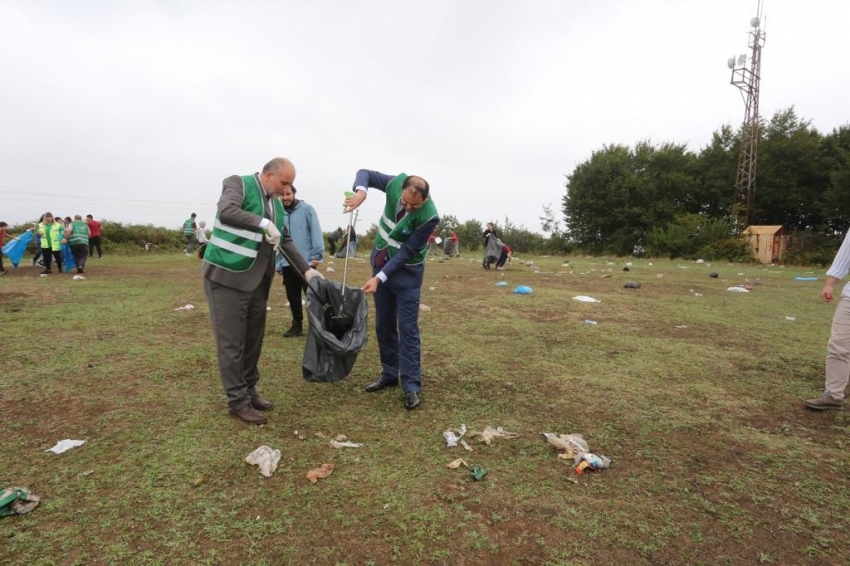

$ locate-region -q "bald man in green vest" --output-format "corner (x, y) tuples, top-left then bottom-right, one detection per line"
(343, 169), (439, 410)
(203, 157), (324, 425)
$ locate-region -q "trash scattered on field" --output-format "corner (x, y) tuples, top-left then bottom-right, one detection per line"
(542, 432), (611, 477)
(72, 275), (85, 280)
(785, 316), (796, 321)
(46, 439), (86, 454)
(623, 266), (630, 272)
(443, 424), (468, 447)
(461, 439), (473, 452)
(696, 259), (704, 264)
(285, 300), (306, 306)
(0, 487), (40, 516)
(174, 304), (194, 311)
(266, 307), (271, 311)
(575, 453), (612, 475)
(326, 267), (335, 273)
(329, 434), (362, 449)
(419, 304), (431, 312)
(573, 296), (601, 303)
(675, 325), (688, 329)
(469, 426), (520, 446)
(447, 458), (469, 469)
(623, 282), (641, 289)
(657, 273), (664, 278)
(795, 276), (819, 281)
(469, 464), (488, 481)
(245, 446), (281, 478)
(514, 285), (533, 294)
(708, 272), (719, 278)
(727, 286), (750, 293)
(307, 463), (334, 483)
(428, 286), (435, 291)
(495, 281), (508, 287)
(584, 320), (598, 325)
(39, 274), (48, 278)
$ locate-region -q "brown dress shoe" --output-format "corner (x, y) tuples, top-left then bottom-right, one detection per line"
(229, 405), (268, 425)
(250, 396), (274, 411)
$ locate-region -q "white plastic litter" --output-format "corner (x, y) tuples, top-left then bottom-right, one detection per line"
(470, 426), (520, 446)
(174, 304), (194, 311)
(266, 307), (271, 311)
(329, 434), (362, 449)
(573, 296), (601, 303)
(428, 286), (435, 291)
(443, 430), (459, 447)
(46, 439), (86, 454)
(785, 316), (796, 321)
(245, 445), (281, 478)
(419, 304), (431, 312)
(72, 275), (85, 280)
(542, 433), (588, 457)
(326, 267), (335, 273)
(727, 287), (750, 293)
(696, 259), (704, 264)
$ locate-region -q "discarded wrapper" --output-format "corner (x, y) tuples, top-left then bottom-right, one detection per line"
(307, 463), (334, 483)
(0, 487), (40, 517)
(447, 458), (469, 469)
(470, 426), (520, 446)
(330, 435), (362, 449)
(245, 446), (281, 478)
(46, 439), (86, 454)
(469, 464), (488, 481)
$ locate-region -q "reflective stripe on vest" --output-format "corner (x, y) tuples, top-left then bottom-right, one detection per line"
(203, 175), (284, 272)
(373, 174), (438, 265)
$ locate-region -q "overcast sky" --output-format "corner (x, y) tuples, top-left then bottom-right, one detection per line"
(2, 0), (849, 235)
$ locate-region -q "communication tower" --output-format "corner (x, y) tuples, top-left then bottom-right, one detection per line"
(728, 1), (766, 227)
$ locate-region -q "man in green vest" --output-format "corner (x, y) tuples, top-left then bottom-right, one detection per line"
(65, 215), (90, 274)
(184, 213), (197, 255)
(203, 157), (324, 425)
(343, 169), (439, 410)
(37, 212), (65, 275)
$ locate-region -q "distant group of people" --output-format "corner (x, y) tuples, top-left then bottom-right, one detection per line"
(2, 213), (104, 275)
(183, 213), (209, 258)
(427, 229), (460, 257)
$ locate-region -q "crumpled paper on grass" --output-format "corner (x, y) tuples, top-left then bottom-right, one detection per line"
(307, 463), (334, 483)
(573, 295), (601, 303)
(329, 434), (362, 449)
(446, 458), (469, 469)
(541, 433), (588, 459)
(245, 446), (281, 478)
(174, 304), (194, 311)
(442, 424), (467, 447)
(46, 439), (86, 454)
(468, 426), (520, 446)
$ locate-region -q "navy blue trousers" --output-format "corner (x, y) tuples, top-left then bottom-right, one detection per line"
(371, 249), (424, 393)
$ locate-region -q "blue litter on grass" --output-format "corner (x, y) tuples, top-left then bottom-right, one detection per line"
(514, 285), (533, 294)
(795, 276), (819, 281)
(495, 281), (508, 287)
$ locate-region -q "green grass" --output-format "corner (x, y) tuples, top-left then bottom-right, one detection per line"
(1, 253), (848, 564)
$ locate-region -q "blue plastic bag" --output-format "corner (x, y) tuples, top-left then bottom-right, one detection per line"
(514, 285), (533, 294)
(2, 230), (33, 268)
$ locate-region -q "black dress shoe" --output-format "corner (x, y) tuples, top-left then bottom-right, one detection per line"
(250, 396), (274, 411)
(405, 391), (420, 410)
(364, 379), (397, 393)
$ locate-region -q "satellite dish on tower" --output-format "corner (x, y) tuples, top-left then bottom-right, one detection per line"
(727, 57), (736, 69)
(737, 54), (747, 66)
(750, 17), (760, 28)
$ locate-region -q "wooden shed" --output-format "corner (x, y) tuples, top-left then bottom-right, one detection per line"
(742, 225), (789, 264)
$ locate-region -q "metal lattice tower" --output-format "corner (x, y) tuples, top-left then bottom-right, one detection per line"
(729, 1), (766, 227)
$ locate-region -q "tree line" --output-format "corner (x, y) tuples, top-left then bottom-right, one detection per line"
(562, 107), (850, 262)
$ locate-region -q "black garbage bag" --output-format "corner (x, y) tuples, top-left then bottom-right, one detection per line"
(302, 277), (368, 383)
(482, 237), (503, 269)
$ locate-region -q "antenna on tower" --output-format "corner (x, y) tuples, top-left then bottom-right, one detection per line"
(728, 0), (766, 228)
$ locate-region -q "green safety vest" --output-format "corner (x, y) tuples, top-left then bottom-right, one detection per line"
(374, 174), (438, 265)
(204, 175), (285, 272)
(38, 222), (64, 251)
(68, 220), (89, 246)
(183, 218), (196, 235)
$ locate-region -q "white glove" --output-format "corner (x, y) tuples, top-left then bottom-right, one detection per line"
(304, 268), (325, 283)
(264, 223), (281, 245)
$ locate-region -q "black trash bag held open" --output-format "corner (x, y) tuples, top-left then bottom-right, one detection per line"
(302, 277), (368, 383)
(483, 236), (503, 269)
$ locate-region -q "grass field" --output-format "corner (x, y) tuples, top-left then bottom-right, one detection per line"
(1, 252), (848, 565)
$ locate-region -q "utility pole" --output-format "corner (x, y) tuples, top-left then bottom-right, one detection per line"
(728, 0), (766, 227)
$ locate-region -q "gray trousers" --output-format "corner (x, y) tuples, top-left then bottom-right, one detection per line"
(826, 297), (850, 401)
(204, 275), (272, 410)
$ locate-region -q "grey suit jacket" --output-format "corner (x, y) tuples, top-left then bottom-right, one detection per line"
(203, 174), (309, 292)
